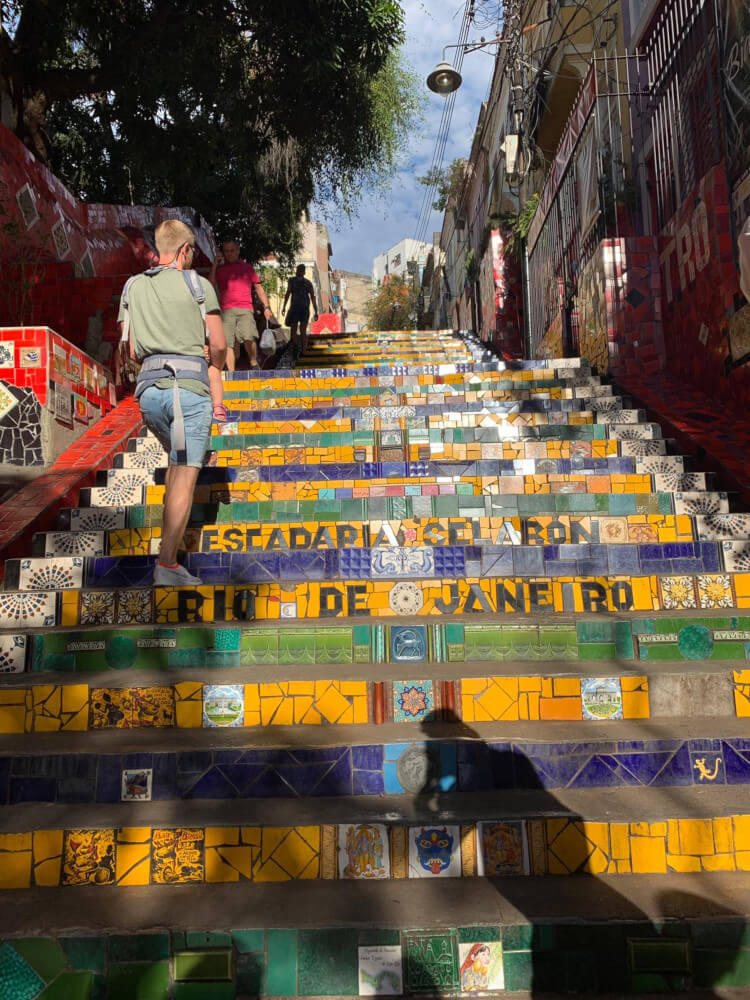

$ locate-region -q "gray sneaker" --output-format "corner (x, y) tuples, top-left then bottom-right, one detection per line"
(153, 563), (202, 586)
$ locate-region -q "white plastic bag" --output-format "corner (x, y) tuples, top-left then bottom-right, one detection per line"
(259, 328), (276, 353)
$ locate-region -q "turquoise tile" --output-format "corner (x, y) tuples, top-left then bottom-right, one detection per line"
(266, 930), (297, 996)
(297, 930), (358, 996)
(60, 937), (107, 973)
(231, 929), (265, 953)
(184, 932), (231, 949)
(0, 943), (45, 1000)
(108, 934), (170, 963)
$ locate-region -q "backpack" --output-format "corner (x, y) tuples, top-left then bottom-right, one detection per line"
(119, 265), (208, 347)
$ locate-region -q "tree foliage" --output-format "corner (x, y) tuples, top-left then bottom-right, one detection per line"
(365, 275), (418, 331)
(417, 158), (468, 212)
(0, 0), (421, 258)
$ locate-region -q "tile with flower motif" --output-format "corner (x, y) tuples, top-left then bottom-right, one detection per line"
(393, 680), (433, 722)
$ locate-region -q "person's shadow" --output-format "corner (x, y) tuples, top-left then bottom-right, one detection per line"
(405, 710), (744, 996)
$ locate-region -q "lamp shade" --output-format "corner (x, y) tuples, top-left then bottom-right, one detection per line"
(426, 61), (462, 95)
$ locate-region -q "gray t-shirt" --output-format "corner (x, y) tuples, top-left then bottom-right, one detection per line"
(118, 268), (220, 396)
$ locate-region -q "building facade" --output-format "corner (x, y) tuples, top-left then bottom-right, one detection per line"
(372, 239), (433, 287)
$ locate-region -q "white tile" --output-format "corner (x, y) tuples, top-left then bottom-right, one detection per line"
(476, 821), (529, 876)
(70, 507), (128, 531)
(0, 634), (28, 673)
(0, 591), (57, 628)
(44, 531), (105, 557)
(339, 824), (390, 880)
(17, 556), (83, 591)
(358, 946), (403, 996)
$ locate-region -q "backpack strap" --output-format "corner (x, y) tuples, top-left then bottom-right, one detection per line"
(120, 264), (208, 346)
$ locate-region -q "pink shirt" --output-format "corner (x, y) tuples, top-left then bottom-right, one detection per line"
(216, 261), (260, 309)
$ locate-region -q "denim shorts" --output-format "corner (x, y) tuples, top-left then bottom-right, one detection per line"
(138, 386), (212, 467)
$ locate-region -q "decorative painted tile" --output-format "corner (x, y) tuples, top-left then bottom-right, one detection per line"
(62, 829), (115, 886)
(0, 383), (19, 420)
(659, 576), (697, 610)
(390, 625), (427, 662)
(581, 677), (623, 720)
(690, 751), (725, 784)
(0, 591), (56, 628)
(408, 825), (461, 878)
(17, 557), (83, 591)
(388, 582), (424, 615)
(15, 183), (39, 227)
(697, 574), (733, 609)
(80, 591), (115, 625)
(722, 541), (750, 573)
(458, 941), (504, 992)
(121, 768), (153, 801)
(281, 602), (297, 619)
(0, 342), (15, 368)
(371, 548), (435, 578)
(44, 531), (105, 558)
(18, 346), (41, 368)
(338, 823), (390, 879)
(0, 635), (27, 673)
(117, 590), (152, 624)
(393, 680), (433, 723)
(70, 507), (127, 531)
(73, 394), (88, 423)
(151, 828), (204, 883)
(476, 821), (528, 876)
(203, 684), (244, 727)
(51, 218), (71, 258)
(53, 386), (72, 423)
(359, 945), (403, 996)
(696, 513), (750, 541)
(403, 931), (459, 991)
(597, 517), (627, 543)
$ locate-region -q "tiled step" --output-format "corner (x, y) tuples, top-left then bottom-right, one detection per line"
(0, 663), (745, 737)
(5, 538), (727, 591)
(13, 612), (750, 675)
(56, 491), (731, 534)
(36, 512), (711, 558)
(1, 787), (750, 893)
(3, 722), (749, 804)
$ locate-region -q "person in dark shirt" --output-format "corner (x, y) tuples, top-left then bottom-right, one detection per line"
(282, 264), (318, 357)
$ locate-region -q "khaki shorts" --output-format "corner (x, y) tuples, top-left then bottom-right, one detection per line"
(222, 308), (258, 348)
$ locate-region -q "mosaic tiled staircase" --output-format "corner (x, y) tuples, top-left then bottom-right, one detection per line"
(2, 331), (750, 997)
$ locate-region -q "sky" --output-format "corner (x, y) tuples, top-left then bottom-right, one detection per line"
(323, 0), (499, 277)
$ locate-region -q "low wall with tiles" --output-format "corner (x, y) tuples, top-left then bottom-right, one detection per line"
(0, 326), (114, 467)
(3, 920), (749, 997)
(0, 120), (216, 374)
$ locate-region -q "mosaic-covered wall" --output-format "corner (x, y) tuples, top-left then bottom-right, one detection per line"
(575, 237), (664, 377)
(0, 327), (114, 466)
(479, 229), (524, 356)
(0, 121), (216, 375)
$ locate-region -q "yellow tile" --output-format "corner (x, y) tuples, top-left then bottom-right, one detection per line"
(649, 823), (666, 837)
(33, 830), (63, 862)
(62, 707), (88, 732)
(622, 691), (649, 719)
(714, 818), (734, 854)
(205, 847), (239, 882)
(0, 704), (25, 734)
(667, 819), (680, 854)
(175, 681), (203, 702)
(119, 828), (151, 843)
(34, 858), (62, 887)
(631, 836), (667, 874)
(616, 860), (632, 874)
(667, 854), (702, 873)
(631, 822), (650, 836)
(678, 819), (715, 855)
(62, 684), (89, 712)
(0, 836), (32, 888)
(352, 696), (368, 725)
(218, 846), (254, 880)
(116, 844), (151, 886)
(205, 827), (239, 848)
(315, 684), (352, 724)
(552, 677), (581, 697)
(704, 853), (736, 872)
(736, 851), (750, 870)
(176, 699), (202, 729)
(260, 696), (283, 726)
(34, 715), (61, 733)
(271, 697), (294, 726)
(734, 815), (750, 851)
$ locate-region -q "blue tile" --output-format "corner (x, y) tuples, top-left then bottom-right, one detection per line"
(567, 756), (627, 789)
(218, 764), (273, 796)
(9, 777), (58, 803)
(96, 756), (122, 803)
(308, 757), (353, 797)
(352, 770), (385, 795)
(183, 767), (239, 799)
(722, 742), (750, 784)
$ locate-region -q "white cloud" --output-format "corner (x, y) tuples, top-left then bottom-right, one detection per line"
(322, 0), (499, 276)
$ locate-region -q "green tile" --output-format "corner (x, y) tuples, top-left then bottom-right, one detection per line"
(174, 950), (231, 981)
(690, 920), (749, 948)
(214, 629), (241, 652)
(576, 621), (615, 643)
(60, 937), (107, 973)
(231, 929), (265, 954)
(38, 972), (94, 999)
(12, 939), (67, 982)
(266, 930), (297, 996)
(90, 974), (105, 1000)
(444, 623), (464, 644)
(457, 926), (500, 943)
(172, 984), (234, 1000)
(106, 962), (169, 1000)
(502, 949), (533, 991)
(297, 929), (358, 996)
(109, 934), (170, 963)
(279, 632), (316, 664)
(403, 931), (458, 992)
(184, 932), (231, 949)
(358, 930), (401, 946)
(578, 642), (616, 661)
(615, 622), (635, 659)
(629, 939), (689, 972)
(235, 953), (265, 995)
